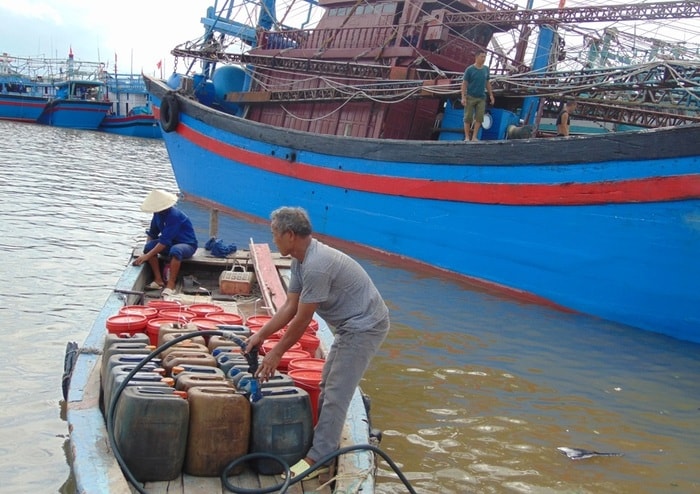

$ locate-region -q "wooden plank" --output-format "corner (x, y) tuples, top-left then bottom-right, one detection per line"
(250, 240), (288, 313)
(182, 474), (223, 493)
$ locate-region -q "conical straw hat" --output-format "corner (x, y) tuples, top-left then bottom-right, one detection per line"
(141, 189), (178, 213)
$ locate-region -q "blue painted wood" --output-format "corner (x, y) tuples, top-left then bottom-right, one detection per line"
(66, 261), (145, 493)
(145, 77), (700, 344)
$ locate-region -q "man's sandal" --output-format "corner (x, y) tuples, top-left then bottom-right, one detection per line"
(282, 458), (329, 480)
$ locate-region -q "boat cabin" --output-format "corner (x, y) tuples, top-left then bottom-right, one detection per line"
(229, 0), (516, 139)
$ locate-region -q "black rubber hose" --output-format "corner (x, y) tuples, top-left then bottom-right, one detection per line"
(221, 441), (419, 493)
(106, 330), (226, 494)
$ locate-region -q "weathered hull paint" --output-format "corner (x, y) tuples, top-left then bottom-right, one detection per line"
(146, 76), (700, 343)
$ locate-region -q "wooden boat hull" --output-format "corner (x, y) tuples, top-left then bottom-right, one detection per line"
(99, 114), (162, 139)
(0, 94), (47, 122)
(145, 75), (700, 343)
(65, 247), (375, 493)
(37, 98), (112, 130)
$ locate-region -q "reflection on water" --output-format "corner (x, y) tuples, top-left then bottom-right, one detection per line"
(0, 121), (698, 493)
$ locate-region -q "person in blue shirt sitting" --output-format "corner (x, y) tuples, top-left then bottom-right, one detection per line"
(133, 189), (198, 296)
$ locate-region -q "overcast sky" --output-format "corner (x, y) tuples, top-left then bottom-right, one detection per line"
(0, 1), (207, 75)
(1, 0), (696, 77)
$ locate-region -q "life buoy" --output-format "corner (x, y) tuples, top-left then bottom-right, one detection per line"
(160, 93), (179, 132)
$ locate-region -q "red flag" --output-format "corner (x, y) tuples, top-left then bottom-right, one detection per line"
(156, 60), (162, 69)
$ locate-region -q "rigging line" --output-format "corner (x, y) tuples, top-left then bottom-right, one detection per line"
(279, 95), (355, 122)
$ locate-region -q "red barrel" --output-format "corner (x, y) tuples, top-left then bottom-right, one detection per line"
(288, 357), (325, 373)
(278, 349), (311, 372)
(298, 332), (320, 356)
(205, 312), (244, 325)
(261, 339), (302, 356)
(119, 305), (159, 320)
(159, 308), (196, 321)
(146, 318), (189, 346)
(146, 300), (183, 310)
(106, 314), (147, 335)
(246, 315), (273, 330)
(187, 303), (224, 318)
(189, 317), (221, 331)
(288, 369), (322, 425)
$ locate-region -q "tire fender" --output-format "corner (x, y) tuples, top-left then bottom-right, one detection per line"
(160, 93), (180, 133)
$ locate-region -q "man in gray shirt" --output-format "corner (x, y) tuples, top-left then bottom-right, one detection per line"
(245, 206), (390, 479)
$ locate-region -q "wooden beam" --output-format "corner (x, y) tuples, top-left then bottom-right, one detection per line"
(250, 239), (288, 313)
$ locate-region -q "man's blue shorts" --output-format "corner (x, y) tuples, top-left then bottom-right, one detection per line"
(144, 240), (197, 261)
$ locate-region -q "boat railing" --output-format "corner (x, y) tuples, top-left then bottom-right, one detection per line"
(479, 0), (518, 12)
(259, 25), (399, 52)
(107, 79), (148, 94)
(255, 23), (526, 81)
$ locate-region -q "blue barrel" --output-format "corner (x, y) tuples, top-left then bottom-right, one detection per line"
(217, 353), (252, 374)
(437, 100), (465, 141)
(212, 65), (248, 115)
(250, 386), (313, 474)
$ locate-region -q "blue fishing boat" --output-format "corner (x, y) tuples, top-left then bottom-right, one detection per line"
(0, 54), (50, 122)
(36, 78), (112, 129)
(1, 51), (156, 133)
(100, 72), (162, 139)
(99, 110), (161, 139)
(64, 242), (385, 493)
(0, 90), (48, 123)
(34, 49), (112, 130)
(145, 0), (700, 344)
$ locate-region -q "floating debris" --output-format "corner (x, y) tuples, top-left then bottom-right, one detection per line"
(557, 447), (624, 460)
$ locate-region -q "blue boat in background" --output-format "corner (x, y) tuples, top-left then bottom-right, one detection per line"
(0, 54), (50, 122)
(0, 91), (48, 123)
(145, 0), (700, 344)
(37, 78), (112, 130)
(0, 50), (160, 136)
(100, 72), (161, 139)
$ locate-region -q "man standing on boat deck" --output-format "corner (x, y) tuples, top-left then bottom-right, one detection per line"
(133, 189), (198, 296)
(245, 206), (390, 480)
(461, 50), (495, 141)
(556, 99), (577, 136)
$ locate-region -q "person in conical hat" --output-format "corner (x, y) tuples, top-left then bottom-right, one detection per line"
(133, 189), (198, 295)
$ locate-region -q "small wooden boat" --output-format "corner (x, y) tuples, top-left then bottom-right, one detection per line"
(64, 240), (377, 493)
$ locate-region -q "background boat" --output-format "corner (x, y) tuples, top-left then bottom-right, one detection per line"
(0, 53), (51, 122)
(143, 0), (700, 344)
(0, 50), (159, 135)
(100, 72), (162, 139)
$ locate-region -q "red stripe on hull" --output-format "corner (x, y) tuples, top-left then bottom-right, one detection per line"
(179, 124), (700, 206)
